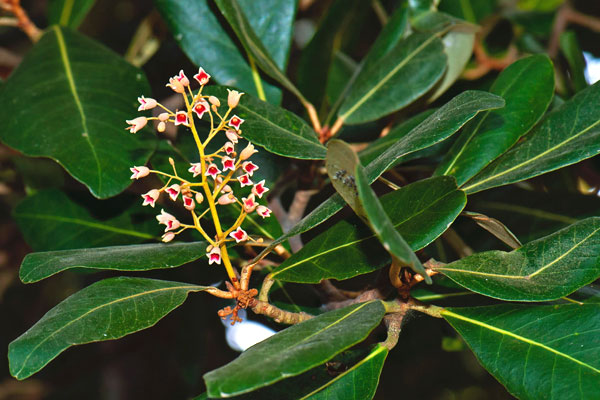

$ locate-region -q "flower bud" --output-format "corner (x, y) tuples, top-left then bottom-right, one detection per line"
(239, 143), (258, 161)
(208, 96), (220, 107)
(158, 112), (169, 122)
(162, 232), (175, 243)
(225, 129), (240, 144)
(157, 121), (166, 132)
(195, 192), (204, 204)
(227, 89), (244, 109)
(218, 193), (236, 205)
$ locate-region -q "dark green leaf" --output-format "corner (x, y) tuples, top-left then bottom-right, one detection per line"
(338, 32), (447, 124)
(443, 303), (600, 400)
(304, 344), (388, 400)
(214, 0), (307, 103)
(14, 189), (158, 251)
(435, 55), (555, 186)
(19, 241), (207, 283)
(203, 301), (386, 397)
(434, 217), (600, 301)
(560, 31), (588, 93)
(355, 164), (429, 281)
(0, 26), (154, 198)
(154, 0), (281, 103)
(463, 81), (600, 194)
(203, 86), (325, 159)
(252, 91), (503, 262)
(326, 52), (358, 106)
(438, 0), (495, 23)
(48, 0), (95, 28)
(9, 277), (207, 380)
(271, 177), (465, 283)
(326, 140), (365, 218)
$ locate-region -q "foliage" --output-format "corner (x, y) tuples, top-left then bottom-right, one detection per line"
(2, 0), (600, 398)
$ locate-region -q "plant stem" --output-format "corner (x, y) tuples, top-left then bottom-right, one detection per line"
(248, 55), (267, 101)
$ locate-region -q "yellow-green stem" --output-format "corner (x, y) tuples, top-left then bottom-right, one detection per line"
(248, 55), (266, 101)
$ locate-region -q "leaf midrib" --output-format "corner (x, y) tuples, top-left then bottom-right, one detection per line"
(13, 284), (205, 378)
(442, 309), (600, 374)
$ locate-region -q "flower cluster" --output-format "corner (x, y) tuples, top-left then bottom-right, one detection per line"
(126, 68), (272, 286)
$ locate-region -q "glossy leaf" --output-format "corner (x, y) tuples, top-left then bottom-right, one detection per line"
(271, 177), (466, 283)
(560, 31), (588, 92)
(252, 91), (504, 262)
(338, 32), (447, 124)
(204, 301), (386, 397)
(326, 52), (358, 106)
(204, 87), (325, 159)
(463, 81), (600, 194)
(434, 217), (600, 301)
(14, 189), (158, 251)
(326, 140), (365, 218)
(214, 0), (307, 103)
(154, 0), (282, 103)
(443, 303), (600, 400)
(19, 242), (207, 283)
(48, 0), (95, 28)
(304, 344), (388, 400)
(0, 26), (154, 198)
(9, 277), (207, 380)
(355, 163), (429, 282)
(435, 55), (555, 185)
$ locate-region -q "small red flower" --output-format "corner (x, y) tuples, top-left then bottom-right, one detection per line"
(228, 115), (244, 130)
(130, 166), (150, 180)
(156, 209), (181, 232)
(183, 196), (195, 210)
(174, 111), (189, 126)
(137, 96), (157, 111)
(229, 227), (248, 243)
(141, 189), (160, 207)
(242, 194), (258, 213)
(165, 184), (180, 201)
(237, 174), (253, 187)
(193, 101), (209, 119)
(188, 163), (202, 178)
(208, 246), (221, 265)
(223, 142), (235, 155)
(222, 156), (236, 171)
(126, 117), (148, 133)
(252, 180), (269, 198)
(242, 161), (259, 176)
(205, 163), (221, 179)
(194, 67), (211, 86)
(256, 205), (272, 218)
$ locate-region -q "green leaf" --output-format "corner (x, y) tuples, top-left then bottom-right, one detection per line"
(203, 86), (325, 159)
(560, 31), (588, 93)
(463, 81), (600, 194)
(154, 0), (282, 103)
(19, 241), (207, 283)
(252, 91), (503, 262)
(326, 52), (358, 106)
(462, 211), (522, 249)
(48, 0), (95, 28)
(271, 177), (466, 283)
(438, 0), (495, 23)
(203, 301), (386, 397)
(435, 55), (555, 186)
(326, 140), (365, 218)
(14, 189), (158, 251)
(434, 217), (600, 301)
(355, 164), (429, 282)
(338, 32), (447, 124)
(8, 277), (207, 380)
(303, 344), (388, 400)
(214, 0), (307, 103)
(0, 26), (154, 198)
(442, 303), (600, 400)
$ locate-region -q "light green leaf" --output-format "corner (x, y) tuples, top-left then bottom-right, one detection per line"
(19, 242), (207, 283)
(443, 303), (600, 400)
(8, 277), (207, 380)
(560, 31), (588, 93)
(436, 54), (555, 186)
(48, 0), (95, 28)
(0, 26), (154, 198)
(338, 32), (447, 124)
(434, 217), (600, 301)
(204, 301), (386, 397)
(326, 140), (365, 218)
(463, 81), (600, 194)
(203, 86), (325, 159)
(14, 189), (158, 251)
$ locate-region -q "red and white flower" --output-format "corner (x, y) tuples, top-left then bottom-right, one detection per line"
(228, 115), (244, 130)
(176, 70), (190, 86)
(242, 194), (258, 213)
(222, 156), (236, 171)
(165, 184), (180, 201)
(156, 209), (181, 231)
(162, 232), (175, 243)
(126, 117), (147, 133)
(183, 195), (195, 210)
(223, 142), (235, 155)
(252, 180), (269, 198)
(174, 111), (189, 126)
(188, 163), (202, 177)
(225, 129), (240, 143)
(229, 227), (248, 243)
(166, 70), (189, 93)
(242, 161), (259, 176)
(130, 166), (150, 180)
(194, 67), (211, 86)
(227, 89), (244, 109)
(208, 246), (221, 265)
(141, 189), (160, 207)
(205, 163), (221, 179)
(193, 100), (209, 119)
(218, 193), (236, 205)
(240, 143), (258, 160)
(137, 96), (157, 111)
(256, 205), (272, 218)
(237, 174), (253, 187)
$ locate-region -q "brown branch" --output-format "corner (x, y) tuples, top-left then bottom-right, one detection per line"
(548, 2), (600, 58)
(381, 309), (407, 350)
(250, 300), (312, 324)
(0, 0), (41, 42)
